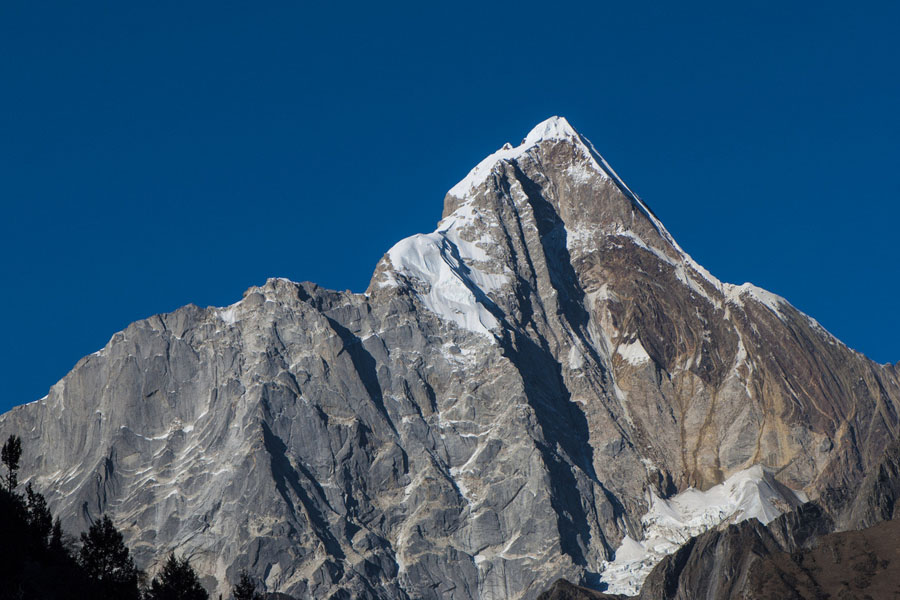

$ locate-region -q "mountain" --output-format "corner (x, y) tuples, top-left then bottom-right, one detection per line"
(2, 117), (897, 599)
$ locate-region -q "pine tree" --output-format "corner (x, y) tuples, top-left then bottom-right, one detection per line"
(78, 515), (142, 600)
(48, 516), (70, 565)
(146, 553), (209, 600)
(25, 482), (53, 548)
(1, 434), (22, 491)
(232, 570), (263, 600)
(49, 517), (64, 553)
(0, 432), (89, 599)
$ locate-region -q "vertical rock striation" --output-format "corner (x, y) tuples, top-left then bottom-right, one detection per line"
(2, 117), (897, 599)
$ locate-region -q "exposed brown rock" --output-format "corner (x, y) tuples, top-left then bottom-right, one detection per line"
(537, 579), (625, 600)
(745, 519), (900, 599)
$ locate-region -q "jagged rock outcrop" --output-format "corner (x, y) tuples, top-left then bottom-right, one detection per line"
(742, 519), (900, 599)
(837, 438), (900, 530)
(579, 416), (900, 598)
(635, 506), (900, 600)
(635, 503), (833, 600)
(589, 434), (900, 599)
(1, 117), (898, 599)
(537, 579), (623, 600)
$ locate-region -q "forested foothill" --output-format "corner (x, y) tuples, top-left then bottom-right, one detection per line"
(0, 435), (264, 600)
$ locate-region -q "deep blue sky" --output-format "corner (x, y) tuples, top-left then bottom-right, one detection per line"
(2, 2), (898, 412)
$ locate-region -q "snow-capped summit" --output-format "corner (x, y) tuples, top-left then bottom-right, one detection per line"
(447, 115), (595, 198)
(521, 115), (581, 145)
(2, 117), (896, 600)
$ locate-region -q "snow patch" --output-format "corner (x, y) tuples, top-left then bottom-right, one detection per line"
(724, 283), (787, 318)
(568, 345), (585, 370)
(437, 206), (509, 294)
(25, 394), (49, 406)
(385, 233), (500, 338)
(379, 180), (512, 338)
(600, 465), (805, 595)
(382, 208), (510, 336)
(617, 339), (651, 366)
(217, 306), (238, 325)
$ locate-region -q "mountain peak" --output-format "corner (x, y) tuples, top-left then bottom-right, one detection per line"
(447, 115), (588, 199)
(522, 115), (580, 145)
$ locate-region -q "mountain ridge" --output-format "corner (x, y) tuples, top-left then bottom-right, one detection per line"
(2, 117), (897, 599)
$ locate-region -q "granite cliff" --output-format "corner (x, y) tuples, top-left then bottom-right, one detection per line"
(2, 117), (897, 598)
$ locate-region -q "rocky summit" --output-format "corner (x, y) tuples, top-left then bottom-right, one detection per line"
(2, 117), (898, 599)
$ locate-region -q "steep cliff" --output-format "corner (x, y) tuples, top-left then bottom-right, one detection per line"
(2, 117), (897, 599)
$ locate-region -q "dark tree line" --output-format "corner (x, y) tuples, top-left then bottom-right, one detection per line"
(0, 434), (264, 600)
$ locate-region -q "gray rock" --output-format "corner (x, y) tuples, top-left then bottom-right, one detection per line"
(1, 116), (897, 599)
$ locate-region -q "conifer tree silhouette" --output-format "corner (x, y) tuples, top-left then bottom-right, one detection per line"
(147, 553), (209, 600)
(232, 570), (263, 600)
(78, 515), (141, 600)
(1, 434), (22, 491)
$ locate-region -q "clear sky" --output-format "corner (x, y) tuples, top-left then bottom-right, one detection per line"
(1, 2), (898, 413)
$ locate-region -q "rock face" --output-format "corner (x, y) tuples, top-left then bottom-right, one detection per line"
(838, 438), (900, 530)
(742, 519), (900, 599)
(635, 503), (833, 600)
(630, 438), (900, 599)
(1, 117), (898, 599)
(598, 464), (808, 594)
(635, 502), (900, 600)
